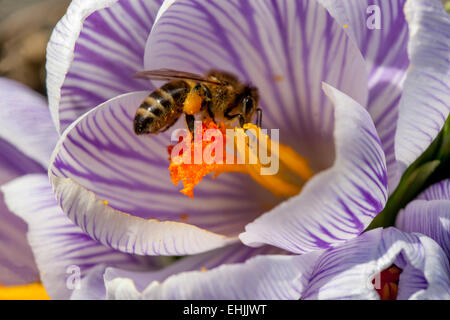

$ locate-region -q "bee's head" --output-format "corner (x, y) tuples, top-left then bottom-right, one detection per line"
(239, 86), (259, 126)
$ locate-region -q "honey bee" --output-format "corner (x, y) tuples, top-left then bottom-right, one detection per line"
(133, 69), (262, 135)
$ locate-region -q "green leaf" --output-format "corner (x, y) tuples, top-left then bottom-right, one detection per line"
(366, 160), (440, 230)
(365, 113), (450, 231)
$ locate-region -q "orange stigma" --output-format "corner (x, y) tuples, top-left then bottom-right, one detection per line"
(168, 121), (228, 198)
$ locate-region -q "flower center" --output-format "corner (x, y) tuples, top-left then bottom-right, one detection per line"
(167, 121), (313, 198)
(372, 265), (402, 300)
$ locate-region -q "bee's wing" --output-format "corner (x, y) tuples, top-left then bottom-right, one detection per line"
(133, 69), (225, 85)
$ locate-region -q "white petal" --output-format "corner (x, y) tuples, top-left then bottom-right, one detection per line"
(106, 251), (321, 300)
(240, 83), (387, 253)
(46, 0), (163, 133)
(396, 179), (450, 258)
(318, 0), (409, 192)
(1, 174), (148, 299)
(49, 172), (236, 256)
(395, 0), (450, 170)
(0, 78), (57, 168)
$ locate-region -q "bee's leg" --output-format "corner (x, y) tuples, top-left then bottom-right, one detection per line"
(256, 108), (263, 127)
(192, 83), (202, 94)
(185, 114), (196, 138)
(192, 83), (214, 122)
(238, 114), (245, 127)
(201, 84), (215, 123)
(225, 110), (245, 127)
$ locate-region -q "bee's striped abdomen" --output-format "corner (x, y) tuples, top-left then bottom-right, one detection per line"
(160, 80), (191, 106)
(134, 80), (190, 135)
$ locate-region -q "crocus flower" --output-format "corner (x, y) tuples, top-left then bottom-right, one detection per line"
(45, 0), (388, 258)
(1, 0), (449, 300)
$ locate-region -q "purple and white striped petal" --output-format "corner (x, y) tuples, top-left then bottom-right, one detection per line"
(395, 0), (450, 170)
(0, 77), (54, 285)
(418, 178), (450, 201)
(72, 244), (284, 299)
(302, 228), (450, 300)
(1, 174), (152, 299)
(318, 0), (409, 192)
(105, 250), (321, 300)
(240, 83), (387, 253)
(46, 0), (163, 133)
(0, 141), (42, 286)
(0, 78), (57, 168)
(104, 244), (283, 289)
(396, 179), (450, 258)
(145, 0), (368, 170)
(154, 0), (176, 25)
(49, 92), (277, 255)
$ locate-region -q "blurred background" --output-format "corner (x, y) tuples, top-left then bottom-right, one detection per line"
(0, 0), (69, 95)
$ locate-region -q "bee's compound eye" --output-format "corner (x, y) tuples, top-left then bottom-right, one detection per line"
(134, 114), (153, 135)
